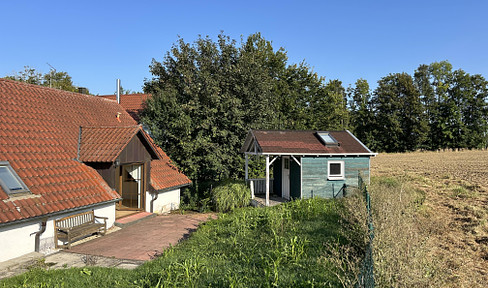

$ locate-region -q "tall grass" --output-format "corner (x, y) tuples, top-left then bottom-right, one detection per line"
(368, 176), (447, 287)
(211, 180), (251, 212)
(2, 198), (365, 287)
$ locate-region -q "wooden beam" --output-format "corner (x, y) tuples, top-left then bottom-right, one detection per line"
(245, 154), (249, 181)
(291, 155), (301, 166)
(269, 156), (278, 166)
(266, 155), (270, 206)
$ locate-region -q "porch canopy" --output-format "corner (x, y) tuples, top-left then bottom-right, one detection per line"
(240, 130), (376, 206)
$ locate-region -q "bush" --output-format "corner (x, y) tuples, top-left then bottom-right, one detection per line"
(211, 180), (251, 212)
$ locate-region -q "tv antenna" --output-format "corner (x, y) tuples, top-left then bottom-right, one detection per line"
(46, 63), (56, 88)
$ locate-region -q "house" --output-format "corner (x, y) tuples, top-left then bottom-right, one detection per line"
(0, 79), (190, 262)
(240, 130), (376, 206)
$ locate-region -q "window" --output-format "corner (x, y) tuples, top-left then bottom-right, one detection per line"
(316, 132), (339, 146)
(0, 162), (30, 195)
(328, 161), (345, 180)
(284, 157), (290, 169)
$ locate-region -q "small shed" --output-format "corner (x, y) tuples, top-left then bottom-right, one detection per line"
(240, 130), (376, 206)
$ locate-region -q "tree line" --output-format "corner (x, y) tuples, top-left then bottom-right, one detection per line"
(141, 33), (488, 184)
(351, 61), (488, 152)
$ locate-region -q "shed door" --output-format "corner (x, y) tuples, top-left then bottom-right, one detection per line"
(282, 156), (290, 200)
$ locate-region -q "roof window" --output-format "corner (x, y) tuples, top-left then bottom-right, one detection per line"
(316, 132), (339, 147)
(0, 161), (30, 195)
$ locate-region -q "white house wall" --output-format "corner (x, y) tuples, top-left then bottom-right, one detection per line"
(0, 202), (116, 263)
(146, 188), (180, 214)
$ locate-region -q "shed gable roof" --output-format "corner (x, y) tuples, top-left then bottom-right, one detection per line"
(241, 130), (375, 155)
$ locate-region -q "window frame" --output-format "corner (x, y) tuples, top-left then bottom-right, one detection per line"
(0, 161), (30, 195)
(327, 160), (345, 180)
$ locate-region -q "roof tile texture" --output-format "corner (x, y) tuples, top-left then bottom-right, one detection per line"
(249, 130), (372, 154)
(0, 79), (188, 224)
(79, 126), (141, 162)
(99, 94), (150, 122)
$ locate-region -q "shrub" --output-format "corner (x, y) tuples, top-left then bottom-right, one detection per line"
(211, 180), (251, 212)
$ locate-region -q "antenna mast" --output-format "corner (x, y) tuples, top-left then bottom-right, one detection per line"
(46, 63), (56, 88)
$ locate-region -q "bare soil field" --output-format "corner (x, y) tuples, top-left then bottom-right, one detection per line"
(372, 150), (488, 287)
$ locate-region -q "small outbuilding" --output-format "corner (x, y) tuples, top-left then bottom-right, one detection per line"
(241, 130), (376, 206)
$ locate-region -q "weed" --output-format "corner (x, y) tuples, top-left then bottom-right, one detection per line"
(81, 254), (98, 266)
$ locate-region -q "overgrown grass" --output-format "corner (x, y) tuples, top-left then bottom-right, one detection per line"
(369, 175), (447, 287)
(211, 179), (251, 212)
(1, 198), (365, 287)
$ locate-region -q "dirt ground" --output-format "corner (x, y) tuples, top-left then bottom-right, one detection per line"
(371, 150), (488, 287)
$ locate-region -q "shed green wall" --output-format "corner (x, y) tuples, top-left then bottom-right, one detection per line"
(301, 156), (370, 199)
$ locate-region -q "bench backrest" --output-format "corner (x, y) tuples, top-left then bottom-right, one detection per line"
(55, 211), (95, 229)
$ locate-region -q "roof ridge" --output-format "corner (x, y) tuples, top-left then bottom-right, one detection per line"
(81, 125), (141, 129)
(0, 77), (98, 99)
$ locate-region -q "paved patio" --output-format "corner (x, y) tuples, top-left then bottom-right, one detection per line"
(69, 212), (216, 261)
(0, 212), (216, 279)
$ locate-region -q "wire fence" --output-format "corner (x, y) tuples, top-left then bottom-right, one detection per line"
(357, 173), (375, 288)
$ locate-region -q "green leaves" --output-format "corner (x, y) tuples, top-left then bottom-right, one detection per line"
(142, 33), (333, 183)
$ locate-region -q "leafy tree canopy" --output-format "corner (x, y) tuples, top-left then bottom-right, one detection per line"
(141, 33), (343, 184)
(5, 66), (84, 93)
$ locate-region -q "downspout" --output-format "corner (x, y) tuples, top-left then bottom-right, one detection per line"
(32, 218), (48, 252)
(150, 192), (158, 213)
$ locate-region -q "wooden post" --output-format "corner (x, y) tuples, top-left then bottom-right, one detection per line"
(245, 154), (249, 181)
(266, 155), (270, 206)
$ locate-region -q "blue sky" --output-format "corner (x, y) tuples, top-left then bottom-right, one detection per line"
(2, 0), (487, 95)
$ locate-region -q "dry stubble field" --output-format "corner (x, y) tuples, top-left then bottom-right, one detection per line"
(371, 150), (488, 287)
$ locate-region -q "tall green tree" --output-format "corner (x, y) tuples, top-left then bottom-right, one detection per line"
(142, 33), (332, 184)
(372, 73), (427, 152)
(348, 79), (377, 149)
(310, 79), (348, 130)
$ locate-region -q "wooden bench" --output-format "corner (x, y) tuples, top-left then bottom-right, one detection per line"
(54, 211), (108, 249)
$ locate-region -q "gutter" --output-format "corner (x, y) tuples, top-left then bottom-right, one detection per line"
(245, 152), (378, 157)
(0, 199), (120, 228)
(150, 192), (158, 213)
(30, 218), (47, 252)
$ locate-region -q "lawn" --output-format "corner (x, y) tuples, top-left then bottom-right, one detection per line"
(1, 198), (365, 287)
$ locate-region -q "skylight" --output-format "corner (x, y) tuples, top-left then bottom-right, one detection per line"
(0, 162), (29, 195)
(316, 132), (339, 146)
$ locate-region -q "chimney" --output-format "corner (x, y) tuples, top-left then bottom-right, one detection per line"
(116, 79), (121, 104)
(78, 87), (87, 94)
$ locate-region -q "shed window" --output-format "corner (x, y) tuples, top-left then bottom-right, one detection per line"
(0, 162), (30, 195)
(328, 161), (345, 180)
(316, 132), (339, 147)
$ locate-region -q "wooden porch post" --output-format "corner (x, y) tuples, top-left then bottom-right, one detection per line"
(245, 154), (248, 181)
(266, 154), (270, 206)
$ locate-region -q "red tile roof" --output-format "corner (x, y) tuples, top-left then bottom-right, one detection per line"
(143, 131), (191, 191)
(79, 126), (141, 162)
(99, 94), (150, 122)
(0, 79), (188, 224)
(241, 130), (375, 155)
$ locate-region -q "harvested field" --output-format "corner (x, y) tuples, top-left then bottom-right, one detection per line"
(372, 150), (488, 287)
